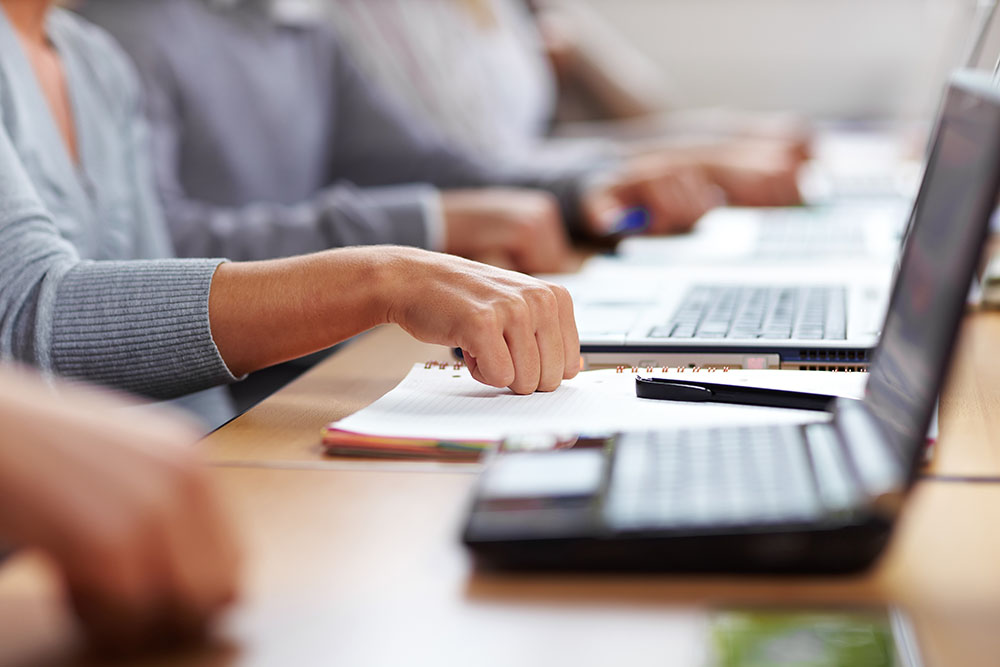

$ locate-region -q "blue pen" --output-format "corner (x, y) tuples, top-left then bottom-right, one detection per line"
(606, 207), (649, 236)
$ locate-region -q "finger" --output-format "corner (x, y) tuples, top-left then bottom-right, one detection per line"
(70, 591), (156, 656)
(65, 527), (163, 653)
(778, 171), (803, 205)
(172, 469), (239, 618)
(465, 353), (496, 388)
(672, 173), (709, 226)
(463, 330), (515, 389)
(552, 284), (580, 379)
(645, 179), (691, 234)
(465, 352), (480, 381)
(502, 305), (541, 394)
(532, 298), (564, 393)
(634, 178), (673, 234)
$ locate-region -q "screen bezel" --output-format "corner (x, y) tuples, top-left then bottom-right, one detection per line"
(861, 70), (1000, 488)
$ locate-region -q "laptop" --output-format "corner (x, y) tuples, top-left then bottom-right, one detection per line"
(463, 71), (1000, 573)
(612, 200), (910, 266)
(558, 74), (994, 372)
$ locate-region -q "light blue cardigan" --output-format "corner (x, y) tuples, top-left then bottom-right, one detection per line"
(0, 8), (236, 425)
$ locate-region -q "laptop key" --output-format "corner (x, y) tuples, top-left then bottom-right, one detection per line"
(607, 425), (824, 531)
(665, 285), (849, 343)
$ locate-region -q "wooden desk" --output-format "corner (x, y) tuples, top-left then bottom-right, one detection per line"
(203, 317), (1000, 479)
(3, 314), (1000, 666)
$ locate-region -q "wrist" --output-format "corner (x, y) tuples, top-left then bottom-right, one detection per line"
(362, 246), (419, 328)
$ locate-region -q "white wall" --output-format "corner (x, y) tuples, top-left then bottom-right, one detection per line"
(578, 0), (981, 120)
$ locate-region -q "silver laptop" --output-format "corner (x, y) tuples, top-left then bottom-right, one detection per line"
(559, 72), (987, 371)
(613, 200), (910, 266)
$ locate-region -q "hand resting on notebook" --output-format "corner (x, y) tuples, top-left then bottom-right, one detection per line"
(210, 246), (580, 395)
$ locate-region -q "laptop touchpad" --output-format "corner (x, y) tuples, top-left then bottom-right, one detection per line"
(480, 450), (604, 500)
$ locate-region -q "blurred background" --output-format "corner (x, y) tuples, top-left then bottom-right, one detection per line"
(569, 0), (979, 120)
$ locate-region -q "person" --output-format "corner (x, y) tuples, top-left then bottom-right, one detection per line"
(0, 366), (239, 653)
(76, 0), (722, 279)
(0, 0), (582, 429)
(320, 0), (805, 208)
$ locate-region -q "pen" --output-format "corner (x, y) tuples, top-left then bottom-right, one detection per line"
(604, 207), (649, 237)
(635, 376), (837, 412)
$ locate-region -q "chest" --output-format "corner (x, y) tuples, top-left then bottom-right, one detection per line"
(1, 56), (154, 261)
(169, 21), (334, 203)
(20, 39), (78, 166)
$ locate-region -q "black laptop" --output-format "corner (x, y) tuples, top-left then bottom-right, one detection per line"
(463, 71), (1000, 573)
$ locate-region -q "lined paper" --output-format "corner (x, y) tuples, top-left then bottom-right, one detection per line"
(329, 365), (868, 443)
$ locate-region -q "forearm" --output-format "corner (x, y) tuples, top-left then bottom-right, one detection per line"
(166, 182), (439, 261)
(208, 248), (393, 377)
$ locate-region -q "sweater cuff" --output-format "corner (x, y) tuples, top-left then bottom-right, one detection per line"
(48, 258), (238, 399)
(351, 184), (440, 249)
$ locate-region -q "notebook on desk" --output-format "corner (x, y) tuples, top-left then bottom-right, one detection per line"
(322, 363), (867, 460)
(462, 71), (1000, 573)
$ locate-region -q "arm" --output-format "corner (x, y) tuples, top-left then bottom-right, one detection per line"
(0, 113), (578, 397)
(0, 123), (236, 399)
(209, 245), (580, 395)
(324, 37), (723, 238)
(129, 36), (441, 260)
(323, 33), (596, 232)
(0, 367), (238, 653)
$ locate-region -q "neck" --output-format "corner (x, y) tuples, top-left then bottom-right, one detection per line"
(1, 0), (51, 45)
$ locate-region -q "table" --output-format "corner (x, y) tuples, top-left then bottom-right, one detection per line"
(3, 316), (1000, 666)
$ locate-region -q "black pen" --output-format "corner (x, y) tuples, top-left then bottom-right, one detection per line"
(635, 376), (838, 412)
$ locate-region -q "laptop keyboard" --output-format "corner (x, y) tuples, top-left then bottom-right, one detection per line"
(650, 286), (847, 340)
(752, 215), (868, 259)
(605, 425), (826, 530)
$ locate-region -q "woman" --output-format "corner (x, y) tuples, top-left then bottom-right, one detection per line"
(0, 0), (581, 427)
(323, 0), (805, 207)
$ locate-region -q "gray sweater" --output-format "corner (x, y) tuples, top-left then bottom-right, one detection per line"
(76, 0), (594, 262)
(0, 8), (237, 424)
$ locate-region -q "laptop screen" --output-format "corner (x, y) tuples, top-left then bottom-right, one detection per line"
(865, 72), (1000, 475)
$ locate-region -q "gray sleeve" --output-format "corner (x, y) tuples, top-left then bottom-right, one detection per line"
(325, 35), (595, 236)
(133, 40), (437, 260)
(0, 125), (237, 399)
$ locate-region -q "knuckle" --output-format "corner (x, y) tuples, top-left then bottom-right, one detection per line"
(530, 285), (558, 311)
(502, 299), (531, 329)
(461, 308), (500, 344)
(471, 306), (500, 332)
(552, 283), (573, 305)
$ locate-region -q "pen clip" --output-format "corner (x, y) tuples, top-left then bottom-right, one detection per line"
(636, 377), (714, 402)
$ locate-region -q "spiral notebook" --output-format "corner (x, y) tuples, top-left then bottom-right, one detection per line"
(322, 362), (869, 460)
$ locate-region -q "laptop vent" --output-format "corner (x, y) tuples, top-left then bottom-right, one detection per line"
(797, 349), (870, 363)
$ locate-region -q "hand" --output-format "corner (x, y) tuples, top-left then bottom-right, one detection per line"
(377, 247), (580, 394)
(441, 189), (573, 274)
(0, 370), (240, 655)
(581, 159), (720, 237)
(736, 113), (813, 162)
(702, 140), (803, 206)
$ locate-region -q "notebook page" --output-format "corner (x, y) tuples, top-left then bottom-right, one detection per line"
(330, 365), (868, 443)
